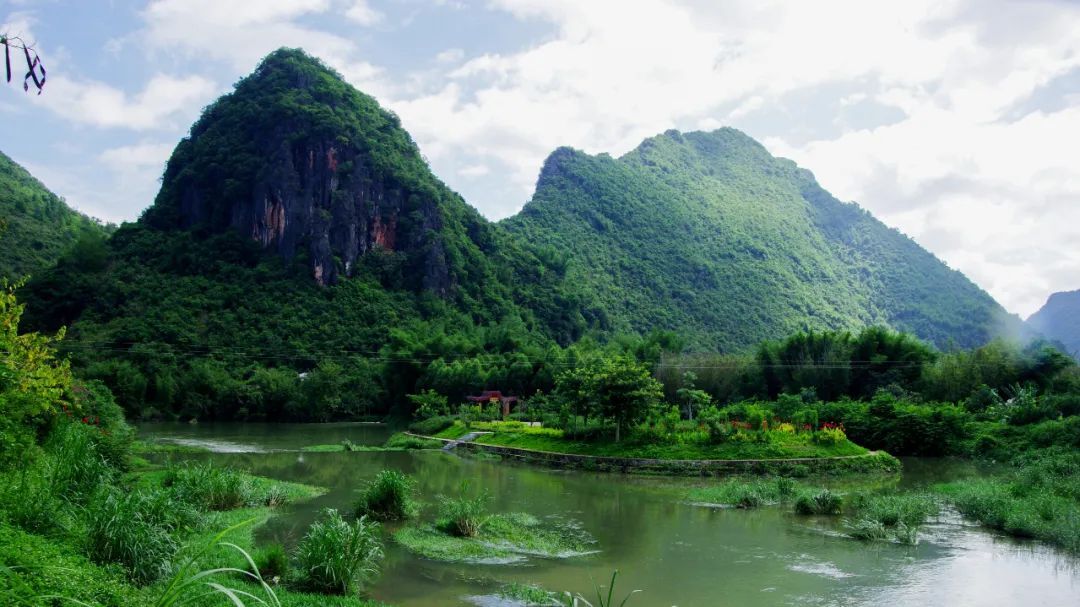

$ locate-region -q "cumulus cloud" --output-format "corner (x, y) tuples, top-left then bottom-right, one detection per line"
(344, 0), (383, 26)
(137, 0), (384, 94)
(36, 74), (216, 130)
(381, 0), (1080, 316)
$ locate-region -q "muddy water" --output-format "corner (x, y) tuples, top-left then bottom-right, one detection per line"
(139, 423), (1079, 606)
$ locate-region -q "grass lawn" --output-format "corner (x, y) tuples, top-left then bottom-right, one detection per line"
(433, 421), (868, 460)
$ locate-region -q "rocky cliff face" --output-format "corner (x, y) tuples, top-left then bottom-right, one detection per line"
(176, 134), (447, 288)
(150, 48), (452, 291)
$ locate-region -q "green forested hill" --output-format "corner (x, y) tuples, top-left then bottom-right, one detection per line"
(0, 151), (111, 280)
(21, 49), (590, 420)
(19, 49), (1026, 421)
(1029, 290), (1080, 356)
(502, 128), (1023, 350)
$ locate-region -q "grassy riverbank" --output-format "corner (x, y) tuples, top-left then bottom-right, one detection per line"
(434, 420), (870, 460)
(0, 437), (394, 607)
(934, 449), (1080, 552)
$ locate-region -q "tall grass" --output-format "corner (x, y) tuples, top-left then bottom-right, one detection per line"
(44, 422), (115, 503)
(843, 492), (938, 545)
(687, 476), (800, 508)
(936, 450), (1079, 552)
(436, 482), (491, 538)
(794, 489), (842, 515)
(82, 486), (198, 584)
(151, 518), (280, 607)
(355, 469), (419, 521)
(293, 508), (383, 595)
(165, 461), (255, 511)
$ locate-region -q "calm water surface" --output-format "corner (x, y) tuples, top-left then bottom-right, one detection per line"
(139, 422), (1079, 607)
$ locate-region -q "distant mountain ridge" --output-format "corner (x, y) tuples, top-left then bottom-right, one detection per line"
(503, 128), (1025, 350)
(1029, 291), (1080, 357)
(0, 151), (111, 281)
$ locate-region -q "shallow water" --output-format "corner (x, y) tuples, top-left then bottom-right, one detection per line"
(139, 422), (1079, 606)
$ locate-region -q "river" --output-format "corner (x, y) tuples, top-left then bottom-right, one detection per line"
(138, 422), (1079, 606)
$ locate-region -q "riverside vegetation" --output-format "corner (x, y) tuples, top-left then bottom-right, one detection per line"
(2, 47), (1080, 605)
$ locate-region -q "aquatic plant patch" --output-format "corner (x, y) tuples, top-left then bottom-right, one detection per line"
(394, 513), (597, 564)
(685, 477), (801, 508)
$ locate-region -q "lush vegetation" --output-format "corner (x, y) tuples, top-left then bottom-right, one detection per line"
(293, 509), (383, 595)
(503, 129), (1024, 351)
(935, 449), (1080, 552)
(0, 150), (112, 281)
(13, 48), (1038, 429)
(354, 470), (419, 521)
(0, 284), (392, 606)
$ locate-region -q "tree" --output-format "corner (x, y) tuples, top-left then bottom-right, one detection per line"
(589, 355), (664, 442)
(0, 280), (73, 463)
(675, 371), (711, 421)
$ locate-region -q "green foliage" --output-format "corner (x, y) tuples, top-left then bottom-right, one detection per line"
(935, 450), (1080, 552)
(82, 487), (190, 584)
(844, 492), (938, 545)
(436, 481), (491, 538)
(408, 389), (449, 419)
(554, 355), (664, 441)
(164, 462), (256, 511)
(794, 489), (843, 515)
(407, 415), (455, 436)
(686, 477), (802, 508)
(354, 470), (419, 521)
(293, 508), (383, 595)
(395, 512), (595, 564)
(0, 521), (143, 607)
(0, 150), (113, 281)
(504, 129), (1021, 351)
(250, 543), (288, 580)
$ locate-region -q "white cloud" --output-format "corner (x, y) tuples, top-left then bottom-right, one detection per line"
(344, 0), (382, 26)
(99, 142), (174, 172)
(36, 74), (216, 130)
(137, 0), (385, 96)
(459, 163), (490, 177)
(382, 0), (1080, 317)
(435, 48), (464, 64)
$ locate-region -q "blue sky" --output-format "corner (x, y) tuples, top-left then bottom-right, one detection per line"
(2, 0), (1079, 318)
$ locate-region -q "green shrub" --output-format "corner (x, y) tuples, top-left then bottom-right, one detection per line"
(436, 482), (491, 538)
(44, 422), (115, 503)
(812, 427), (847, 446)
(164, 461), (254, 511)
(293, 508), (383, 595)
(0, 521), (144, 606)
(0, 465), (67, 536)
(355, 470), (419, 521)
(732, 486), (764, 509)
(83, 487), (195, 584)
(384, 432), (442, 449)
(794, 489), (842, 515)
(846, 517), (888, 541)
(843, 493), (938, 544)
(263, 484), (290, 507)
(855, 493), (938, 528)
(407, 415), (455, 436)
(250, 542), (288, 580)
(774, 477), (797, 500)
